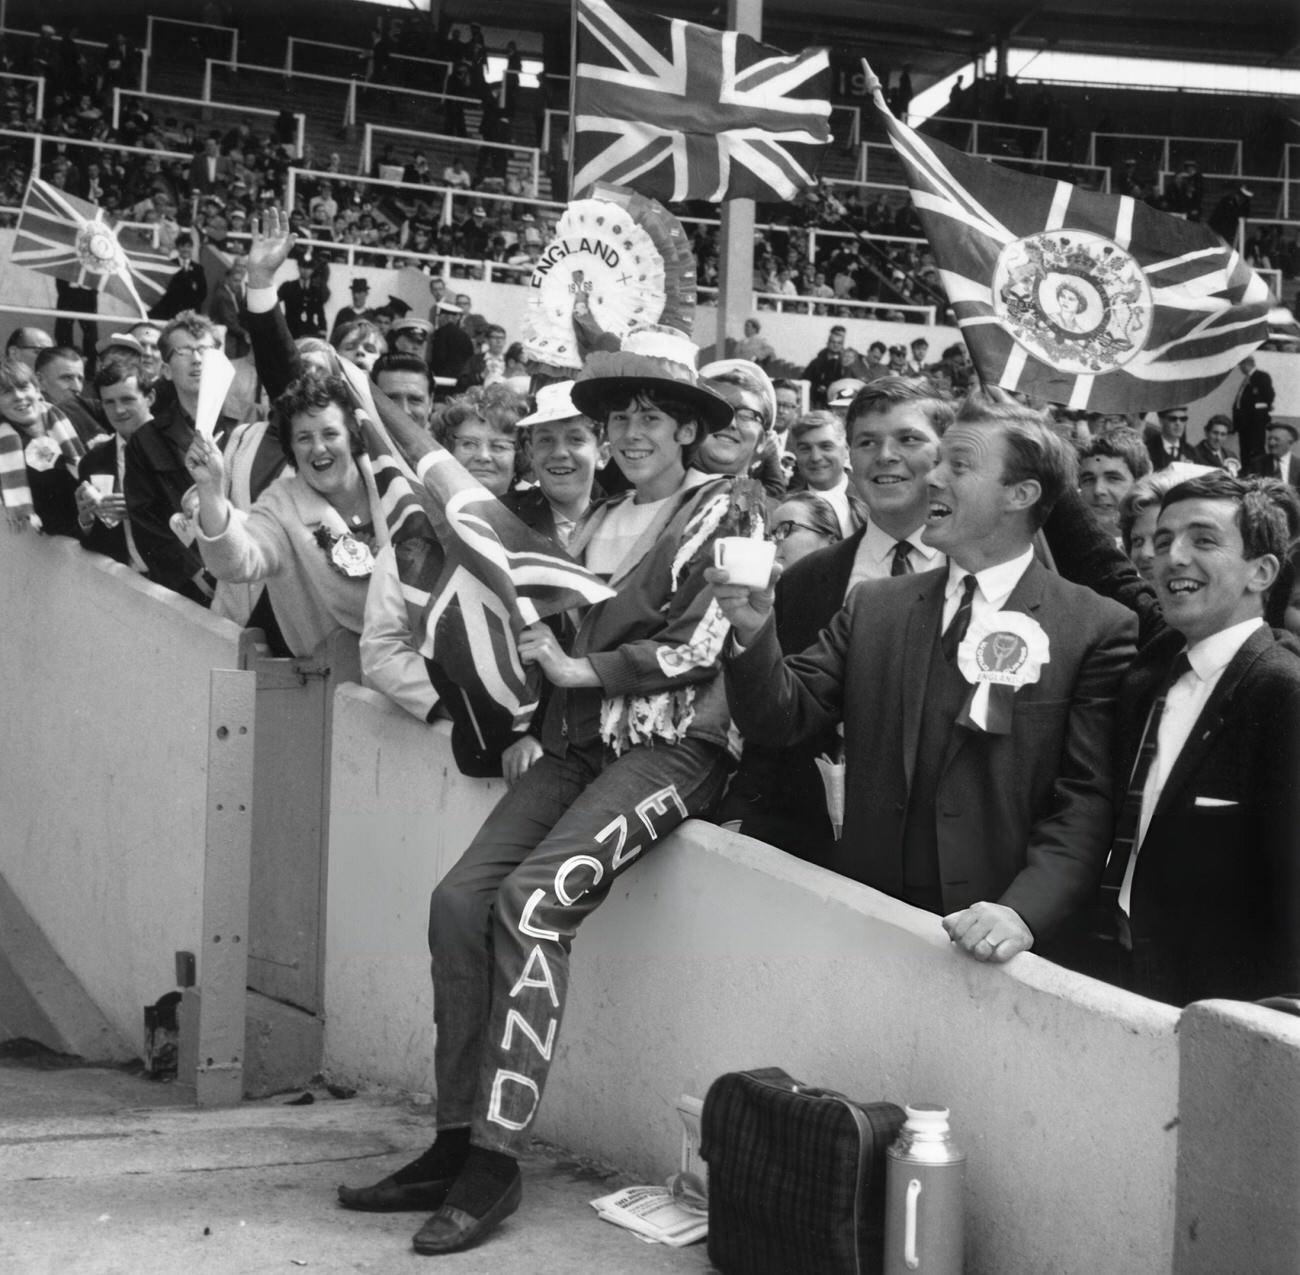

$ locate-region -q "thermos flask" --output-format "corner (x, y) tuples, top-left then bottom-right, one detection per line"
(883, 1103), (965, 1273)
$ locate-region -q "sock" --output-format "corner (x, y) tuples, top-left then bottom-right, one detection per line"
(442, 1145), (519, 1217)
(390, 1126), (471, 1184)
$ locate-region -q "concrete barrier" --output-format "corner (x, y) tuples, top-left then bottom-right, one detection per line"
(0, 534), (246, 1053)
(324, 683), (1182, 1274)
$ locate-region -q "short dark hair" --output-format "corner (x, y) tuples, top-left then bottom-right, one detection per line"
(160, 312), (218, 359)
(331, 318), (383, 351)
(94, 355), (154, 396)
(1078, 426), (1152, 481)
(955, 395), (1077, 530)
(373, 353), (430, 386)
(34, 345), (82, 374)
(775, 490), (841, 543)
(582, 384), (704, 433)
(845, 375), (954, 442)
(791, 409), (845, 445)
(275, 369), (363, 465)
(1161, 472), (1300, 567)
(772, 377), (799, 396)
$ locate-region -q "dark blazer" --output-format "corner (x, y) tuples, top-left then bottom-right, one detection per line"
(151, 261), (208, 321)
(187, 152), (233, 195)
(1146, 436), (1191, 471)
(1189, 439), (1238, 471)
(1244, 451), (1300, 491)
(207, 281), (250, 359)
(277, 279), (327, 339)
(725, 559), (1137, 940)
(717, 528), (864, 864)
(77, 436), (131, 566)
(1118, 625), (1300, 1005)
(123, 399), (235, 602)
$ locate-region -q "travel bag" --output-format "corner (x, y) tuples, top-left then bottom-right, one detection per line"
(700, 1066), (905, 1275)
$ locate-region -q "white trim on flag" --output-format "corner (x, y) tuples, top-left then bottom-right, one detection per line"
(937, 270), (993, 306)
(1001, 342), (1028, 388)
(1068, 375), (1094, 410)
(1045, 182), (1071, 232)
(1113, 197), (1135, 250)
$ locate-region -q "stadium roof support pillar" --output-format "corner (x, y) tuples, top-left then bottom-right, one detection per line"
(716, 0), (761, 361)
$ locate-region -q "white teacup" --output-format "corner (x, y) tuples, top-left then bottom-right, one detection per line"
(89, 474), (116, 497)
(713, 536), (777, 590)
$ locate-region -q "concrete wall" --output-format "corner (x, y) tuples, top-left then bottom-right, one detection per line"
(1175, 1000), (1300, 1275)
(325, 684), (1182, 1274)
(0, 534), (246, 1053)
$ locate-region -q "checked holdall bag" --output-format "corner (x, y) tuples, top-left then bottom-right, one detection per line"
(700, 1067), (905, 1275)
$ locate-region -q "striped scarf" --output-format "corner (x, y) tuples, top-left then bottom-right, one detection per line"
(0, 405), (87, 526)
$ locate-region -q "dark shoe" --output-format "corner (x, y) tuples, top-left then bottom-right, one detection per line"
(411, 1167), (522, 1254)
(338, 1173), (453, 1212)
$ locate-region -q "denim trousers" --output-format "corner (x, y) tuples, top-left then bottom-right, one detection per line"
(427, 734), (729, 1153)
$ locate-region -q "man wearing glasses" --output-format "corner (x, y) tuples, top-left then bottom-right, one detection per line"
(1147, 406), (1190, 470)
(123, 312), (237, 604)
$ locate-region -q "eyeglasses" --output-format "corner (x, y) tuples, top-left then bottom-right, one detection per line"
(771, 519), (827, 542)
(1162, 415), (1188, 422)
(168, 344), (217, 360)
(731, 407), (766, 426)
(452, 436), (516, 459)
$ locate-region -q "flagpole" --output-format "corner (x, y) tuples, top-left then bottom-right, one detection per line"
(566, 0), (579, 201)
(716, 0), (760, 361)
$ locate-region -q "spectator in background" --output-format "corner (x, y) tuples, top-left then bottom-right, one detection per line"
(791, 409), (864, 537)
(436, 385), (526, 499)
(4, 328), (54, 371)
(207, 257), (251, 360)
(733, 318), (774, 367)
(1077, 428), (1151, 540)
(802, 324), (869, 408)
(1232, 355), (1274, 465)
(771, 378), (800, 459)
(769, 489), (840, 569)
(459, 324), (508, 389)
(188, 134), (232, 197)
(0, 357), (83, 537)
(34, 346), (105, 446)
(1208, 183), (1252, 244)
(1190, 414), (1240, 473)
(1118, 470), (1184, 584)
(332, 321), (386, 376)
(1246, 420), (1300, 491)
(53, 277), (100, 366)
(429, 303), (474, 384)
(278, 255), (328, 339)
(1147, 406), (1191, 469)
(374, 354), (434, 431)
(151, 236), (207, 321)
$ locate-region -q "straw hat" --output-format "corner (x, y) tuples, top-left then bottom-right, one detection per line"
(518, 380), (585, 428)
(570, 326), (733, 432)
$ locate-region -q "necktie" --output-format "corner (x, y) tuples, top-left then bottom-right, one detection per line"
(1099, 652), (1193, 917)
(890, 539), (913, 577)
(940, 574), (977, 661)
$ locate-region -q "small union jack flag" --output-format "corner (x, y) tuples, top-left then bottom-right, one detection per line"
(871, 69), (1271, 412)
(573, 0), (831, 204)
(337, 362), (615, 736)
(12, 178), (174, 318)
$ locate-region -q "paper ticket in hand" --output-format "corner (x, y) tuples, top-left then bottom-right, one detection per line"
(194, 347), (236, 440)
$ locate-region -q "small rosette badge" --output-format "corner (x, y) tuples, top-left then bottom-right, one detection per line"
(956, 611), (1051, 733)
(329, 533), (374, 578)
(74, 220), (127, 277)
(23, 436), (61, 472)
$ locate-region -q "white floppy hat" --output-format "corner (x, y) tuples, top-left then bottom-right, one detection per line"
(518, 380), (586, 428)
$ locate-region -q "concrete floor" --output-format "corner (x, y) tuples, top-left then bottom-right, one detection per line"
(0, 1055), (716, 1275)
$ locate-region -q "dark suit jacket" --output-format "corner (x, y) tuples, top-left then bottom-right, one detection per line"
(1118, 626), (1300, 1005)
(277, 280), (328, 339)
(1146, 436), (1191, 471)
(207, 281), (250, 358)
(1244, 451), (1300, 491)
(1232, 369), (1274, 463)
(1189, 439), (1238, 471)
(726, 559), (1137, 939)
(187, 152), (233, 195)
(77, 436), (130, 566)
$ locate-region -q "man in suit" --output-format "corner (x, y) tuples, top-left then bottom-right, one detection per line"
(1146, 406), (1191, 469)
(1232, 356), (1274, 465)
(206, 257), (250, 360)
(1245, 420), (1299, 490)
(187, 134), (232, 197)
(151, 236), (207, 321)
(277, 255), (327, 339)
(329, 278), (373, 340)
(34, 346), (106, 446)
(1104, 472), (1300, 1005)
(790, 410), (866, 538)
(123, 313), (236, 604)
(714, 398), (1137, 962)
(75, 356), (154, 571)
(1189, 414), (1240, 473)
(716, 377), (953, 863)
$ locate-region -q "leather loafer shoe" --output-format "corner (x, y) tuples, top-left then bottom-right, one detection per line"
(338, 1175), (453, 1212)
(412, 1170), (522, 1254)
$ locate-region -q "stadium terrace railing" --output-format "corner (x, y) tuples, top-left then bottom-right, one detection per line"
(3, 28), (148, 94)
(110, 89), (308, 163)
(0, 126), (192, 175)
(360, 124), (540, 200)
(0, 71), (45, 124)
(917, 115), (1048, 160)
(1088, 132), (1244, 177)
(203, 59), (478, 132)
(699, 286), (936, 323)
(1281, 145), (1300, 220)
(1155, 168), (1287, 219)
(143, 14), (239, 88)
(283, 36), (453, 96)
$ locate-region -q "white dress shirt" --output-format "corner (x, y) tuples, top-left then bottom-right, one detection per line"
(1118, 616), (1264, 914)
(815, 474), (855, 538)
(940, 546), (1035, 632)
(847, 517), (944, 593)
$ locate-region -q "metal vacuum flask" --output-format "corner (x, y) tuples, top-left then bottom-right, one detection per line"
(883, 1103), (966, 1273)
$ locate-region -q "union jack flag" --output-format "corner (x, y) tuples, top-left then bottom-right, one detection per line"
(337, 362), (615, 737)
(876, 86), (1272, 411)
(573, 0), (831, 204)
(12, 178), (174, 318)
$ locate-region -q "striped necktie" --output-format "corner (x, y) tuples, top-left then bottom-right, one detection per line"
(1100, 652), (1193, 918)
(940, 574), (977, 662)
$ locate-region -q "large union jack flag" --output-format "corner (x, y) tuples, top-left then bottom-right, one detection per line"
(337, 362), (615, 736)
(875, 80), (1272, 412)
(573, 0), (831, 204)
(12, 178), (174, 318)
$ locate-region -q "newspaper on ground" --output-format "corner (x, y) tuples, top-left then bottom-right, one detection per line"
(589, 1184), (708, 1247)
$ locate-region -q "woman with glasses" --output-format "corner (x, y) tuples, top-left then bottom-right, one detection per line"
(769, 491), (841, 568)
(433, 385), (526, 499)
